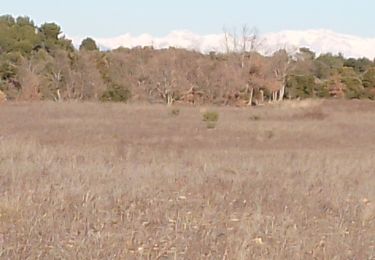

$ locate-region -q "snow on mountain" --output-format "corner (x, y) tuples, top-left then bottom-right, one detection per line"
(92, 30), (226, 53)
(262, 29), (375, 59)
(71, 29), (375, 59)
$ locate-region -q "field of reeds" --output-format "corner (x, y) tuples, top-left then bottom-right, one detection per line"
(0, 100), (374, 259)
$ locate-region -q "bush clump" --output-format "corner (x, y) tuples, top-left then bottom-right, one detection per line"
(170, 108), (180, 116)
(100, 84), (131, 102)
(202, 111), (219, 129)
(342, 77), (364, 99)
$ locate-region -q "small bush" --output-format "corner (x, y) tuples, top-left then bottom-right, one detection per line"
(170, 108), (180, 116)
(285, 74), (316, 99)
(202, 111), (219, 122)
(100, 84), (131, 102)
(202, 111), (219, 129)
(314, 83), (330, 98)
(249, 115), (261, 121)
(341, 77), (364, 99)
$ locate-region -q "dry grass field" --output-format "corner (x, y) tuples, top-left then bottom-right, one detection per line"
(0, 100), (374, 259)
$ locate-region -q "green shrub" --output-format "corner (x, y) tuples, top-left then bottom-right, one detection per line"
(203, 111), (219, 122)
(341, 77), (364, 99)
(100, 84), (131, 102)
(314, 83), (330, 98)
(202, 111), (219, 129)
(285, 74), (316, 99)
(362, 68), (375, 89)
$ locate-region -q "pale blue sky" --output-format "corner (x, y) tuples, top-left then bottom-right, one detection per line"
(2, 1), (374, 38)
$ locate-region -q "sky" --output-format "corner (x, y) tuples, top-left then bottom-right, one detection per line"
(1, 0), (375, 38)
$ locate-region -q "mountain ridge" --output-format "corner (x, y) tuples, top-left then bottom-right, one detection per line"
(71, 29), (375, 59)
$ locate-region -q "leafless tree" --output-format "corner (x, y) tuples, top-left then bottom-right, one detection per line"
(223, 25), (262, 105)
(270, 50), (293, 102)
(17, 59), (41, 100)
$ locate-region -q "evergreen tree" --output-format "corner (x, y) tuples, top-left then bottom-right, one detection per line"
(79, 37), (99, 51)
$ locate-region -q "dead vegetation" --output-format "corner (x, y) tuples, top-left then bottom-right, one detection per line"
(0, 90), (6, 103)
(0, 100), (374, 259)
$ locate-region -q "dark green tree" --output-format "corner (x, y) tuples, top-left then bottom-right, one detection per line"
(39, 23), (61, 40)
(285, 74), (316, 99)
(339, 67), (364, 99)
(0, 15), (15, 25)
(299, 47), (316, 60)
(361, 68), (375, 99)
(38, 23), (73, 52)
(100, 83), (131, 102)
(363, 68), (375, 88)
(343, 57), (373, 73)
(0, 15), (41, 55)
(316, 53), (345, 69)
(16, 16), (34, 27)
(39, 23), (61, 52)
(313, 53), (345, 79)
(14, 17), (41, 55)
(79, 37), (99, 51)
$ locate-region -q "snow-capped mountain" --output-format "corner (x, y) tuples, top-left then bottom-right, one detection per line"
(71, 29), (375, 59)
(262, 29), (375, 59)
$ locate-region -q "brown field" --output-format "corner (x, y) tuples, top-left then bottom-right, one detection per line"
(0, 100), (374, 259)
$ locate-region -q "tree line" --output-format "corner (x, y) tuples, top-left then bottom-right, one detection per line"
(1, 15), (375, 105)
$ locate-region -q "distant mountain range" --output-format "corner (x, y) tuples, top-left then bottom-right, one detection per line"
(71, 29), (375, 59)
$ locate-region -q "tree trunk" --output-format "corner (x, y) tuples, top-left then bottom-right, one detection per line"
(56, 89), (62, 102)
(278, 84), (285, 102)
(260, 89), (264, 104)
(167, 94), (174, 106)
(272, 91), (277, 102)
(247, 87), (254, 106)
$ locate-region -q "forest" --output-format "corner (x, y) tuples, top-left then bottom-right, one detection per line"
(1, 14), (375, 105)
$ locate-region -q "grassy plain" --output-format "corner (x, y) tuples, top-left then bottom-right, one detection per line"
(0, 100), (374, 259)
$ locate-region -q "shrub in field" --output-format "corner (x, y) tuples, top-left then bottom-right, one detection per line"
(170, 108), (180, 116)
(249, 115), (261, 121)
(202, 111), (219, 128)
(203, 111), (219, 122)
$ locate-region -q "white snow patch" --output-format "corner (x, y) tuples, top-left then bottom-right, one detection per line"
(69, 29), (375, 59)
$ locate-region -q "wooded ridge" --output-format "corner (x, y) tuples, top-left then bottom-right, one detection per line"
(1, 15), (375, 105)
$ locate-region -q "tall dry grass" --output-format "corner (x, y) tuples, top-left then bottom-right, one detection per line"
(0, 100), (374, 259)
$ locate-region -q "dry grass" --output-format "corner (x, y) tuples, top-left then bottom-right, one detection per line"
(0, 90), (6, 103)
(0, 100), (374, 259)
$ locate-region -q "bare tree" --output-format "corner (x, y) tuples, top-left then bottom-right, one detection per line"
(146, 50), (181, 106)
(223, 25), (262, 106)
(269, 50), (293, 102)
(155, 70), (178, 106)
(17, 59), (41, 101)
